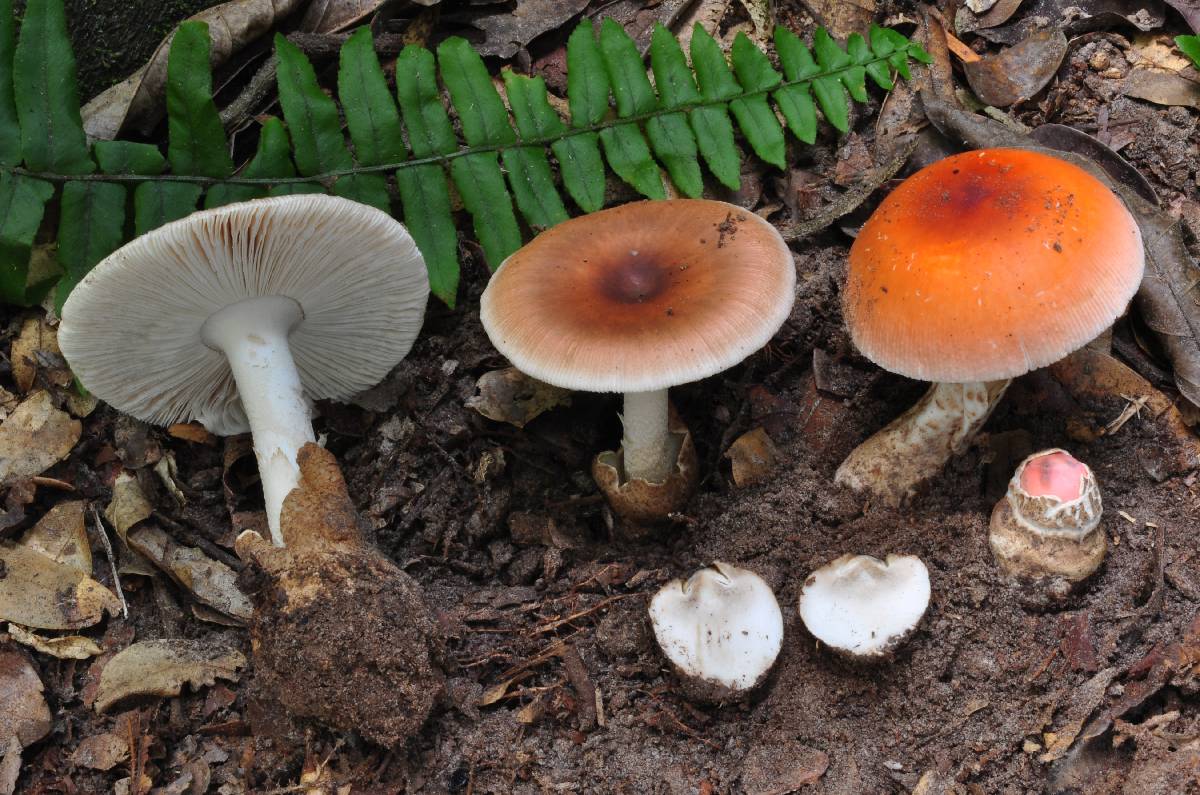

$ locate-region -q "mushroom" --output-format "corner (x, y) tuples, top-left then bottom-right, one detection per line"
(837, 149), (1144, 505)
(798, 554), (930, 659)
(58, 194), (429, 544)
(59, 195), (443, 747)
(480, 200), (795, 524)
(989, 448), (1105, 583)
(648, 562), (783, 700)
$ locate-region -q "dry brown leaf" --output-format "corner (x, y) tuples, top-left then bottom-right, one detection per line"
(0, 388), (17, 423)
(0, 391), (81, 485)
(70, 732), (129, 771)
(126, 525), (252, 622)
(167, 423), (217, 446)
(725, 427), (780, 487)
(464, 0), (590, 58)
(466, 367), (572, 429)
(82, 0), (306, 139)
(94, 639), (246, 714)
(964, 30), (1068, 107)
(1162, 0), (1200, 32)
(1039, 667), (1119, 761)
(804, 0), (877, 41)
(0, 542), (121, 630)
(11, 316), (69, 395)
(8, 624), (102, 660)
(104, 472), (154, 541)
(0, 646), (51, 747)
(298, 0), (388, 33)
(0, 737), (17, 795)
(1122, 68), (1200, 108)
(21, 500), (90, 575)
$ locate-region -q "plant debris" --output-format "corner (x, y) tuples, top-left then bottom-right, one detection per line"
(94, 638), (246, 714)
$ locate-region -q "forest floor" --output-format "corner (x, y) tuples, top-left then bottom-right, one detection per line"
(4, 0), (1200, 793)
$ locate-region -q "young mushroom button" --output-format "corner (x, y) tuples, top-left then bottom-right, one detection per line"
(58, 195), (430, 545)
(480, 199), (796, 525)
(837, 149), (1145, 505)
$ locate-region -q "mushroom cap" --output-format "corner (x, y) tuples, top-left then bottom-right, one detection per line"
(798, 554), (930, 657)
(59, 194), (429, 434)
(648, 562), (783, 692)
(844, 148), (1144, 383)
(479, 200), (795, 393)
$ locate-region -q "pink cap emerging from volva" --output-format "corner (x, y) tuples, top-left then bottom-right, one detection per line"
(1019, 451), (1089, 502)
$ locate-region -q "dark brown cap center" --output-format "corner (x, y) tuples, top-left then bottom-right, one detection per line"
(600, 259), (669, 304)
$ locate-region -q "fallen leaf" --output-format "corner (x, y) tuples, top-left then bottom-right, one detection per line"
(94, 639), (246, 714)
(0, 391), (81, 486)
(467, 367), (572, 428)
(21, 500), (90, 575)
(8, 624), (102, 660)
(0, 646), (51, 747)
(11, 315), (69, 395)
(0, 389), (17, 423)
(975, 0), (1166, 45)
(0, 737), (17, 795)
(964, 30), (1068, 106)
(739, 735), (829, 795)
(725, 427), (780, 487)
(298, 0), (388, 33)
(1039, 667), (1119, 761)
(462, 0), (589, 58)
(154, 453), (186, 507)
(69, 732), (130, 771)
(1162, 0), (1200, 32)
(802, 0), (877, 42)
(167, 423), (217, 446)
(105, 472), (154, 541)
(1028, 123), (1159, 205)
(0, 524), (121, 630)
(82, 0), (307, 139)
(126, 525), (252, 622)
(1122, 67), (1200, 108)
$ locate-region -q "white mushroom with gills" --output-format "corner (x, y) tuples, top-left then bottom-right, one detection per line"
(837, 149), (1145, 505)
(58, 195), (445, 747)
(59, 194), (429, 545)
(798, 554), (930, 659)
(649, 562), (783, 701)
(989, 448), (1105, 583)
(480, 199), (795, 525)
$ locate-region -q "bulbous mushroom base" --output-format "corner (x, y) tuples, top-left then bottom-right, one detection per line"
(236, 445), (444, 748)
(836, 380), (1010, 506)
(989, 499), (1106, 584)
(592, 421), (697, 531)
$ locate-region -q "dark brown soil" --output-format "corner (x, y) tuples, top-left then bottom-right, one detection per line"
(6, 1), (1200, 794)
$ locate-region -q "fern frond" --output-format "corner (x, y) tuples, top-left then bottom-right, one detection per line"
(0, 0), (930, 309)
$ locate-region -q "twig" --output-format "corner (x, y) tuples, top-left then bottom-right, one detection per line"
(532, 594), (637, 635)
(219, 54), (277, 132)
(286, 32), (409, 60)
(90, 505), (128, 619)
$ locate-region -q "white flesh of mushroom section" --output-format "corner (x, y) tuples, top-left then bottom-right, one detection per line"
(798, 554), (930, 657)
(621, 388), (673, 483)
(201, 295), (314, 547)
(649, 562), (783, 692)
(835, 380), (1010, 505)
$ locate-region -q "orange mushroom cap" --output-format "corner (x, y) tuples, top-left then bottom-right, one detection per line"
(480, 200), (795, 393)
(843, 148), (1144, 383)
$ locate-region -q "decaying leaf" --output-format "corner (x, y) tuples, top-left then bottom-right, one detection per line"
(0, 646), (51, 749)
(104, 472), (154, 541)
(82, 0), (307, 139)
(167, 423), (217, 446)
(70, 732), (130, 771)
(0, 391), (81, 486)
(1039, 667), (1119, 762)
(298, 0), (389, 33)
(803, 0), (878, 41)
(8, 624), (103, 660)
(463, 0), (590, 58)
(725, 427), (781, 487)
(21, 500), (90, 576)
(0, 389), (17, 423)
(11, 316), (69, 395)
(0, 737), (18, 795)
(0, 541), (121, 630)
(1162, 0), (1200, 33)
(975, 0), (1166, 46)
(963, 30), (1068, 106)
(94, 638), (246, 714)
(126, 525), (252, 622)
(1122, 68), (1200, 108)
(467, 367), (572, 428)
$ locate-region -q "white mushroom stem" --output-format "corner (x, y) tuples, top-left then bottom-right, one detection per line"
(835, 379), (1010, 505)
(202, 296), (314, 547)
(621, 388), (672, 483)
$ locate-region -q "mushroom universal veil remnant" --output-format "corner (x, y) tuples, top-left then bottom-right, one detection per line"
(837, 148), (1145, 505)
(480, 199), (795, 525)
